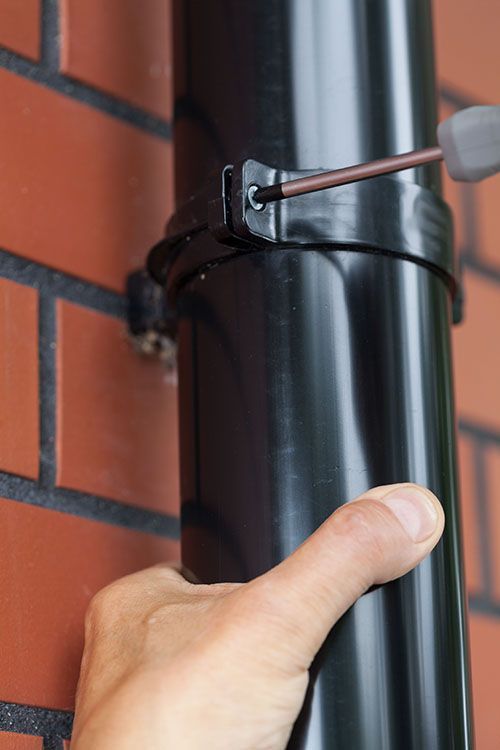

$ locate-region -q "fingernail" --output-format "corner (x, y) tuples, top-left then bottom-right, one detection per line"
(381, 486), (439, 542)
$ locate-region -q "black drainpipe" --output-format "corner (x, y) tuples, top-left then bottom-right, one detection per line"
(149, 1), (473, 747)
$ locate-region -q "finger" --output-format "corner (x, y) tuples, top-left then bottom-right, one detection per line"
(249, 483), (444, 664)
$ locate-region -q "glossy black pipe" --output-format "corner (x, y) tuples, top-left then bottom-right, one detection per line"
(171, 1), (473, 747)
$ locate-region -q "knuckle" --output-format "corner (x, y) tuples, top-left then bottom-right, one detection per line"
(84, 567), (186, 629)
(85, 581), (125, 629)
(84, 590), (109, 630)
(332, 501), (378, 541)
(86, 587), (108, 619)
(331, 500), (400, 566)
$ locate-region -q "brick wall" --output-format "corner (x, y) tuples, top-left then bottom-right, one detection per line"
(0, 1), (497, 748)
(435, 1), (500, 747)
(0, 1), (178, 748)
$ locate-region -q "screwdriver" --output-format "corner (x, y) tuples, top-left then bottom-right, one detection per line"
(251, 105), (500, 206)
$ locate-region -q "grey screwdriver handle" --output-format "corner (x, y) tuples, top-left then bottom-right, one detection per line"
(438, 105), (500, 182)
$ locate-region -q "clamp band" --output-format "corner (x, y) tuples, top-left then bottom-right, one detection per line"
(148, 158), (455, 296)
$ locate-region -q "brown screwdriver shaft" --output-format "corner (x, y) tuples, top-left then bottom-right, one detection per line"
(253, 145), (443, 204)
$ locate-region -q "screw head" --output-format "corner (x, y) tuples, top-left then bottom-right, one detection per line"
(247, 184), (265, 211)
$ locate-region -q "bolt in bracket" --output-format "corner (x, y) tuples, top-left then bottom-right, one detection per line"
(134, 157), (461, 345)
(150, 158), (455, 286)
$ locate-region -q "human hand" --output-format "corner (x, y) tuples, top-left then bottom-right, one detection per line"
(72, 483), (444, 750)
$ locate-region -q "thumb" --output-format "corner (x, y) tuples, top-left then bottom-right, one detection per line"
(250, 483), (444, 665)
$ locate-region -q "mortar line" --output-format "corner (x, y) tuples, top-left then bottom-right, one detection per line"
(43, 737), (64, 750)
(0, 701), (73, 740)
(40, 0), (60, 72)
(0, 471), (180, 538)
(0, 248), (126, 319)
(473, 439), (494, 600)
(459, 419), (500, 446)
(0, 47), (171, 139)
(38, 293), (57, 488)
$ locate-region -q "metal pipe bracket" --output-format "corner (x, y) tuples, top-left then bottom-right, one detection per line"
(144, 158), (461, 325)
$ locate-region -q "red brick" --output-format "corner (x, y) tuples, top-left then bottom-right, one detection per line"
(482, 446), (500, 601)
(0, 0), (40, 61)
(453, 270), (500, 432)
(0, 496), (178, 709)
(61, 0), (172, 121)
(458, 435), (483, 594)
(434, 0), (500, 105)
(469, 614), (500, 749)
(57, 301), (179, 515)
(0, 734), (41, 750)
(472, 178), (500, 271)
(0, 68), (172, 293)
(0, 278), (39, 479)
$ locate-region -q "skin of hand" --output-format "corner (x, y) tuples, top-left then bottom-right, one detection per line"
(71, 483), (444, 750)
